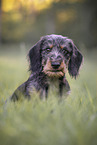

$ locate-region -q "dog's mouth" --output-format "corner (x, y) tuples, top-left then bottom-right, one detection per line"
(48, 69), (62, 72)
(43, 69), (65, 78)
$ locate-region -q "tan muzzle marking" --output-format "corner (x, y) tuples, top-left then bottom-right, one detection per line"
(43, 58), (67, 78)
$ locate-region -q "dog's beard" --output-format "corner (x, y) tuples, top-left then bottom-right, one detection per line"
(43, 70), (64, 77)
(42, 59), (66, 78)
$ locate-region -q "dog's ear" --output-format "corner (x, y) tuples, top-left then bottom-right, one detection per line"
(68, 40), (83, 78)
(28, 40), (42, 72)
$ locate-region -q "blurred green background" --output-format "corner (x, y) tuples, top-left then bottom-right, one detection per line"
(0, 0), (97, 145)
(0, 0), (97, 48)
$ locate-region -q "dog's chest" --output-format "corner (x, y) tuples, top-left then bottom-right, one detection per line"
(47, 78), (59, 96)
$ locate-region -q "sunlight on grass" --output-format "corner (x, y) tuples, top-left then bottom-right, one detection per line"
(0, 45), (97, 145)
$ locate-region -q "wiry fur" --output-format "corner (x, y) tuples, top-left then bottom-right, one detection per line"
(11, 34), (83, 101)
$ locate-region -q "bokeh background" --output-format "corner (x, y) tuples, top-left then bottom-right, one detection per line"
(0, 0), (97, 49)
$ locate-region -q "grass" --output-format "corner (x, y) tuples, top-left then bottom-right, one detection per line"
(0, 45), (97, 145)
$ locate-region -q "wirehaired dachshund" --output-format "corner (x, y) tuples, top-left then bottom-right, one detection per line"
(11, 34), (83, 101)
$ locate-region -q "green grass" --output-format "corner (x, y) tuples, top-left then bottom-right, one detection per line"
(0, 45), (97, 145)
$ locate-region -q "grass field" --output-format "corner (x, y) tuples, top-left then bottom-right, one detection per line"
(0, 45), (97, 145)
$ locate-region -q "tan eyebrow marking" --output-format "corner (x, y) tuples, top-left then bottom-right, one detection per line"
(60, 45), (64, 49)
(49, 45), (53, 48)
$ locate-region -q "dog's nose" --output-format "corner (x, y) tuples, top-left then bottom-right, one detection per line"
(51, 62), (61, 69)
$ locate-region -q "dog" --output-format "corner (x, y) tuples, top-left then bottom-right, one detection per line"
(11, 34), (83, 101)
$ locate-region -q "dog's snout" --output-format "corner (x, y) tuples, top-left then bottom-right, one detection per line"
(50, 55), (62, 62)
(50, 54), (63, 69)
(51, 62), (61, 69)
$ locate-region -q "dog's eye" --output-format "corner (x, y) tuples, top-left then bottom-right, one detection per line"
(62, 49), (71, 58)
(63, 48), (68, 54)
(46, 48), (51, 52)
(64, 50), (68, 53)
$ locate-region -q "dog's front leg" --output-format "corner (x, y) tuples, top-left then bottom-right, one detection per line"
(59, 76), (70, 97)
(40, 85), (49, 100)
(10, 81), (31, 101)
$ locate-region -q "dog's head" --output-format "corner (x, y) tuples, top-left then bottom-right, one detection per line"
(28, 34), (83, 78)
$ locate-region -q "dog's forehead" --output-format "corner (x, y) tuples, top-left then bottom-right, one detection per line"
(42, 34), (67, 45)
